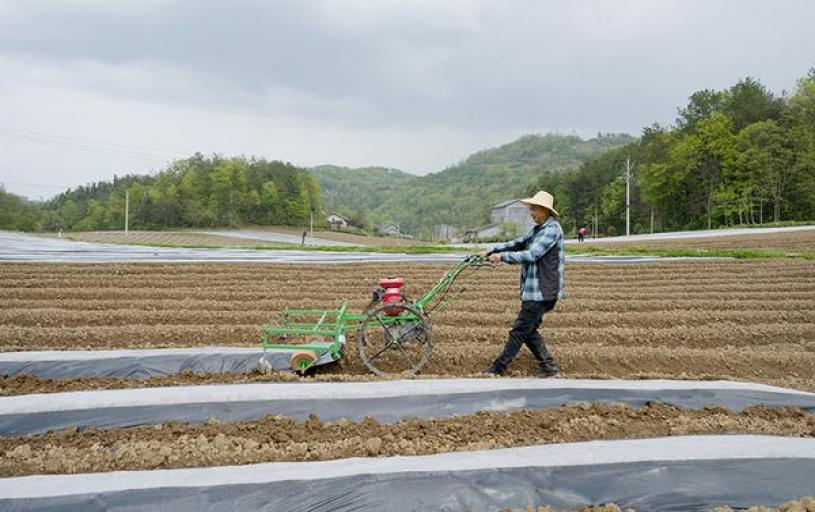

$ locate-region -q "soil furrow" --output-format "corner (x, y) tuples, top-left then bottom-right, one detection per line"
(1, 402), (812, 477)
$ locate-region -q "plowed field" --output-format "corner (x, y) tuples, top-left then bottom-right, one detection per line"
(2, 258), (815, 497)
(2, 402), (814, 476)
(1, 260), (814, 391)
(582, 227), (815, 252)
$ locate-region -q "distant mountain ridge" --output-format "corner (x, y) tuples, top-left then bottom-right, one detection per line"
(310, 132), (635, 233)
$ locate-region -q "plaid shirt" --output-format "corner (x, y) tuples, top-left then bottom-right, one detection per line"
(488, 217), (565, 301)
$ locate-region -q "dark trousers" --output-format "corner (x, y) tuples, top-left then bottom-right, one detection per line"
(492, 300), (557, 371)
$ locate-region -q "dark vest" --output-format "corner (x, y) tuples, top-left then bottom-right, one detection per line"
(521, 222), (561, 301)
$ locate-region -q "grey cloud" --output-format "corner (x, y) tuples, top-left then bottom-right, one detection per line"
(1, 0), (814, 134)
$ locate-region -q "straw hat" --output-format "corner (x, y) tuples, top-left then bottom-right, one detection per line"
(520, 190), (559, 217)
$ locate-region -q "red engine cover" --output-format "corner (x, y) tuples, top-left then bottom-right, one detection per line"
(380, 276), (405, 315)
(379, 276), (404, 289)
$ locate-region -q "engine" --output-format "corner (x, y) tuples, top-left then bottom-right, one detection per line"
(372, 276), (406, 315)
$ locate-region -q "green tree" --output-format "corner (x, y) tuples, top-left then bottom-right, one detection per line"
(789, 69), (815, 130)
(58, 199), (83, 228)
(75, 199), (107, 230)
(677, 89), (724, 133)
(721, 77), (784, 132)
(675, 112), (737, 229)
(0, 187), (40, 231)
(600, 177), (625, 227)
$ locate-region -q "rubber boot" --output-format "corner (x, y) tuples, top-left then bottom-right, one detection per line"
(537, 360), (559, 378)
(481, 363), (504, 376)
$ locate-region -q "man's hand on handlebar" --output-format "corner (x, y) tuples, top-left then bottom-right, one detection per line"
(475, 250), (501, 265)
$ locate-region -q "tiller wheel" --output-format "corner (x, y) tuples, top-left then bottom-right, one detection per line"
(356, 303), (432, 377)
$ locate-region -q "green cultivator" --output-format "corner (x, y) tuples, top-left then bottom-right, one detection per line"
(259, 255), (490, 377)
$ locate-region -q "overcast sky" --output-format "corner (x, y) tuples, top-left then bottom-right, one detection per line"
(1, 0), (813, 199)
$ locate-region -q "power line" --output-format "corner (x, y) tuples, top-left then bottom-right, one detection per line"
(0, 126), (182, 163)
(0, 126), (176, 154)
(0, 131), (170, 162)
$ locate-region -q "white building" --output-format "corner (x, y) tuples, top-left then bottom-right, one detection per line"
(490, 199), (534, 232)
(381, 223), (412, 239)
(326, 213), (349, 231)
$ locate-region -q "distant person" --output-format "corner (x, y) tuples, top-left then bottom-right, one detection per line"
(477, 190), (565, 378)
(301, 230), (307, 247)
(577, 226), (586, 242)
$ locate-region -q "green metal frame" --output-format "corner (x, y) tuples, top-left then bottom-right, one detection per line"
(260, 255), (487, 370)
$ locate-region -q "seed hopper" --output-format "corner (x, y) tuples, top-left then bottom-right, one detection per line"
(259, 255), (490, 377)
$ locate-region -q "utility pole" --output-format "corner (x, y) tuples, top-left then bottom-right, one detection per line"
(623, 157), (635, 237)
(594, 204), (599, 239)
(309, 207), (314, 239)
(124, 189), (129, 236)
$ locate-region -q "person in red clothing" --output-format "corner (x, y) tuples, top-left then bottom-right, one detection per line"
(577, 226), (586, 242)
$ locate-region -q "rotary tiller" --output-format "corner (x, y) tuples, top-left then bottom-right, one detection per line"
(259, 254), (490, 377)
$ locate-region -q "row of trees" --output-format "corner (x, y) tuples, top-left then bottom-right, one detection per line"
(0, 187), (40, 231)
(5, 154), (323, 232)
(536, 72), (815, 235)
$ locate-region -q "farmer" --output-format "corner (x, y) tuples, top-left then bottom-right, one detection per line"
(577, 226), (586, 242)
(477, 190), (565, 377)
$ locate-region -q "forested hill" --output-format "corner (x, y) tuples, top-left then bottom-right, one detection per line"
(309, 165), (418, 225)
(32, 155), (322, 231)
(536, 71), (815, 235)
(311, 133), (635, 234)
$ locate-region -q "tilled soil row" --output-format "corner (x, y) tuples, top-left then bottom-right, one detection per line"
(1, 262), (811, 288)
(3, 321), (813, 353)
(2, 258), (810, 276)
(3, 267), (812, 283)
(581, 228), (815, 252)
(5, 288), (814, 304)
(3, 271), (812, 291)
(1, 402), (813, 477)
(2, 297), (815, 314)
(2, 345), (813, 395)
(2, 307), (813, 330)
(434, 323), (815, 349)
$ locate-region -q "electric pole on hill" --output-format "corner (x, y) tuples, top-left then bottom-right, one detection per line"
(623, 157), (635, 237)
(124, 189), (129, 236)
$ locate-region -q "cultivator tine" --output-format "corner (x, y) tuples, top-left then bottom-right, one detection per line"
(396, 343), (417, 369)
